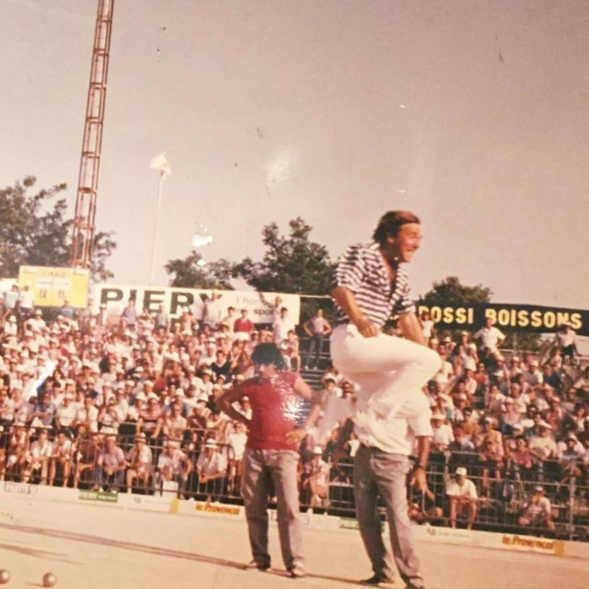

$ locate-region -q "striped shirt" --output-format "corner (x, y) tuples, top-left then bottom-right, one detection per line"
(332, 242), (415, 328)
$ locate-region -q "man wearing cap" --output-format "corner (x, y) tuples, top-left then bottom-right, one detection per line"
(195, 438), (227, 502)
(217, 342), (321, 579)
(126, 432), (153, 493)
(446, 467), (478, 529)
(518, 486), (555, 531)
(155, 438), (191, 496)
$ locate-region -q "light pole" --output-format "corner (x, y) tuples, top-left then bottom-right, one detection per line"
(149, 152), (171, 286)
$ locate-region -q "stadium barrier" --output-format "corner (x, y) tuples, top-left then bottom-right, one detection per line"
(1, 427), (587, 542)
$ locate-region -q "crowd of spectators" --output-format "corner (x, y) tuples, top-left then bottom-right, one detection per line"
(1, 284), (588, 538)
(0, 288), (306, 500)
(310, 314), (589, 535)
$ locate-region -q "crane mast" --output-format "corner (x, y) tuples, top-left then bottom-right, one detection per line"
(70, 0), (114, 268)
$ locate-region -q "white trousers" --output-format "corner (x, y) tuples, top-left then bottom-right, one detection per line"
(330, 324), (441, 420)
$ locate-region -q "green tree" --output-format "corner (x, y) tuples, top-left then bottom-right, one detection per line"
(164, 251), (234, 289)
(233, 217), (335, 321)
(0, 177), (115, 282)
(421, 276), (492, 305)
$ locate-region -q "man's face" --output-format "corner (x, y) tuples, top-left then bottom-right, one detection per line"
(255, 362), (277, 379)
(385, 223), (422, 263)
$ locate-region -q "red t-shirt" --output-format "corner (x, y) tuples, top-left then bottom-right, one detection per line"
(234, 318), (253, 333)
(245, 371), (304, 451)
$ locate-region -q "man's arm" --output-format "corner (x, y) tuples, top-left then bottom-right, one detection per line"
(397, 312), (428, 347)
(411, 435), (430, 491)
(331, 286), (379, 338)
(216, 384), (250, 426)
(285, 376), (323, 444)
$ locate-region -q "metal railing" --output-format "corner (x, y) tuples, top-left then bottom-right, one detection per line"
(1, 427), (587, 542)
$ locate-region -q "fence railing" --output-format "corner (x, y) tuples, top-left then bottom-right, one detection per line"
(1, 427), (587, 542)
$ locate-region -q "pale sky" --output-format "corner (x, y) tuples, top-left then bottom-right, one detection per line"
(3, 0), (589, 309)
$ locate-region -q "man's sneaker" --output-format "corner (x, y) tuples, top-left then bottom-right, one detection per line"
(289, 564), (305, 579)
(244, 560), (270, 571)
(360, 574), (395, 586)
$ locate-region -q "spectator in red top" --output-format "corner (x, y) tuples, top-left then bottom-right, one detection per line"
(217, 343), (321, 578)
(233, 309), (254, 341)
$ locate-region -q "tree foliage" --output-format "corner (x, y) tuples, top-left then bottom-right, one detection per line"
(233, 217), (336, 296)
(232, 217), (336, 322)
(0, 177), (115, 282)
(421, 276), (492, 305)
(164, 251), (233, 290)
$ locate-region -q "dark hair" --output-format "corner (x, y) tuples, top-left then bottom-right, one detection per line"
(372, 210), (420, 246)
(251, 343), (285, 370)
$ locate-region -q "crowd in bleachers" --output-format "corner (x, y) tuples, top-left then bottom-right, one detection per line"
(0, 288), (307, 500)
(1, 284), (588, 538)
(317, 313), (589, 537)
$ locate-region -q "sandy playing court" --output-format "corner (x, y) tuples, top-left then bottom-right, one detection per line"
(0, 493), (586, 589)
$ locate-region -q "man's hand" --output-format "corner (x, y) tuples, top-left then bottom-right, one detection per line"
(355, 318), (380, 338)
(411, 467), (427, 492)
(285, 428), (307, 445)
(331, 446), (348, 468)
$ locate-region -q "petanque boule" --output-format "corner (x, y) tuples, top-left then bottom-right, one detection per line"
(42, 573), (57, 587)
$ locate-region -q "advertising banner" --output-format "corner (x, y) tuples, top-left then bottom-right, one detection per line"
(18, 266), (90, 308)
(94, 285), (301, 324)
(416, 302), (589, 336)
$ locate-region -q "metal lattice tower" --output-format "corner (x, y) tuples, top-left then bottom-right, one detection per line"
(70, 0), (114, 268)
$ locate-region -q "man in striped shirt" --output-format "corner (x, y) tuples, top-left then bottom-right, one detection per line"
(330, 210), (440, 425)
(330, 210), (440, 589)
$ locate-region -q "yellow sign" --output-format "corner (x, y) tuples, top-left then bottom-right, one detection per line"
(18, 266), (90, 308)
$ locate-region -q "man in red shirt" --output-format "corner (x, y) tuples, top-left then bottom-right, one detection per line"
(218, 343), (321, 578)
(233, 308), (254, 341)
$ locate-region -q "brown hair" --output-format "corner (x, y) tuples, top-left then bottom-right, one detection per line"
(372, 210), (420, 246)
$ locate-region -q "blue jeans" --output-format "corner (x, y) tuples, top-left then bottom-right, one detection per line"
(305, 333), (325, 368)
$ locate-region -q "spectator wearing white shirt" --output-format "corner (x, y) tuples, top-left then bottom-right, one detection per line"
(430, 412), (454, 452)
(474, 318), (505, 362)
(446, 467), (478, 529)
(518, 486), (555, 531)
(195, 438), (227, 501)
(18, 286), (35, 318)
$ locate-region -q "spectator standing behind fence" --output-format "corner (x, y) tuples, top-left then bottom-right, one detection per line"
(302, 309), (332, 370)
(446, 466), (478, 530)
(217, 343), (322, 579)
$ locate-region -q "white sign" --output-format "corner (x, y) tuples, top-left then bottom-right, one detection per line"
(93, 285), (301, 324)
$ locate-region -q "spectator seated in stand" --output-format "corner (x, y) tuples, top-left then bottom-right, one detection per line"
(446, 466), (478, 530)
(518, 485), (556, 532)
(0, 298), (587, 540)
